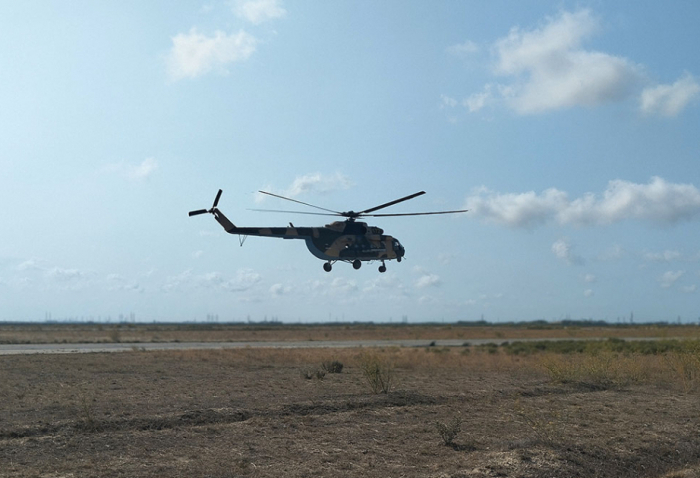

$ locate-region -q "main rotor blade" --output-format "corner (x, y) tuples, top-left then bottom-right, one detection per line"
(362, 209), (468, 217)
(212, 189), (223, 208)
(358, 191), (426, 215)
(189, 209), (209, 216)
(249, 208), (341, 217)
(257, 190), (340, 214)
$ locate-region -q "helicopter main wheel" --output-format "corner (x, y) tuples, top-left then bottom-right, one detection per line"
(352, 259), (362, 270)
(323, 262), (332, 272)
(378, 261), (386, 273)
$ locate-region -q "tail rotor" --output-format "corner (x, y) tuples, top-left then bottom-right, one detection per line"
(189, 189), (223, 217)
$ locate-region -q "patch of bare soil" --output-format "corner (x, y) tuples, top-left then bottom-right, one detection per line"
(1, 348), (699, 477)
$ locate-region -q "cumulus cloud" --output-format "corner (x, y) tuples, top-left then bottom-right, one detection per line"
(415, 273), (442, 288)
(493, 9), (641, 114)
(231, 0), (286, 24)
(450, 9), (697, 117)
(644, 250), (681, 262)
(167, 28), (256, 80)
(447, 40), (479, 56)
(10, 258), (99, 292)
(104, 158), (158, 181)
(440, 94), (458, 109)
(465, 177), (700, 228)
(659, 270), (684, 288)
(45, 267), (85, 282)
(270, 283), (292, 296)
(256, 172), (354, 202)
(552, 238), (583, 265)
(641, 74), (700, 117)
(105, 273), (143, 293)
(463, 85), (494, 113)
(162, 268), (261, 293)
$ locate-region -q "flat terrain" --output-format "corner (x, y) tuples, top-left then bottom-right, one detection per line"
(3, 332), (700, 477)
(1, 322), (697, 344)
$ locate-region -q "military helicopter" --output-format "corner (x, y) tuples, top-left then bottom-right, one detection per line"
(189, 189), (467, 273)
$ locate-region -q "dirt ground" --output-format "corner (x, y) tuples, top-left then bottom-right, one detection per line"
(2, 346), (700, 478)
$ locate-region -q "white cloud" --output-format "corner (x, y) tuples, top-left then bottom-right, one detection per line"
(584, 289), (594, 297)
(644, 250), (681, 262)
(465, 185), (567, 228)
(583, 273), (596, 283)
(447, 40), (479, 56)
(167, 28), (257, 80)
(463, 85), (493, 113)
(257, 172), (354, 202)
(659, 270), (684, 288)
(45, 267), (84, 282)
(492, 9), (641, 114)
(465, 177), (700, 228)
(415, 273), (442, 288)
(682, 284), (697, 293)
(286, 172), (353, 197)
(200, 269), (262, 292)
(105, 273), (143, 293)
(270, 283), (292, 296)
(104, 158), (158, 181)
(552, 237), (583, 265)
(129, 158), (158, 180)
(641, 74), (700, 117)
(17, 258), (47, 271)
(599, 244), (624, 261)
(231, 0), (286, 25)
(440, 94), (458, 109)
(162, 268), (261, 293)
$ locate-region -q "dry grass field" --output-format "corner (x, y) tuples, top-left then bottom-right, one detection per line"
(3, 330), (700, 477)
(1, 322), (698, 344)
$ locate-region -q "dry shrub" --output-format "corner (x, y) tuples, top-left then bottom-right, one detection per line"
(359, 352), (395, 394)
(321, 360), (344, 373)
(540, 352), (648, 389)
(435, 415), (462, 446)
(664, 345), (700, 393)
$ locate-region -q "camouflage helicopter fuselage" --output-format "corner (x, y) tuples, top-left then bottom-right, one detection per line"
(212, 208), (405, 263)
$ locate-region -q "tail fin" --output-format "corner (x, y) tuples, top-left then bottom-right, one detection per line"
(213, 209), (236, 232)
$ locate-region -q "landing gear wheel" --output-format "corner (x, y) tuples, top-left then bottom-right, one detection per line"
(352, 260), (362, 270)
(378, 265), (386, 273)
(323, 262), (332, 272)
(397, 257), (402, 263)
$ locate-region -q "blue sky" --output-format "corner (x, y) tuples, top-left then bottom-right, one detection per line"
(2, 1), (700, 323)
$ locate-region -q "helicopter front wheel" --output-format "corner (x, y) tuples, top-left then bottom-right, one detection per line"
(352, 260), (362, 270)
(323, 262), (332, 272)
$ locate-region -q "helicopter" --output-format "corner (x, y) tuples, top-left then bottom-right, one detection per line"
(189, 189), (467, 273)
